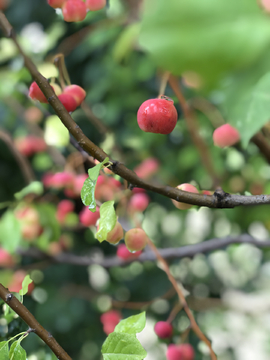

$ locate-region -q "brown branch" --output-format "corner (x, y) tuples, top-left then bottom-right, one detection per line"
(169, 75), (220, 187)
(0, 284), (72, 360)
(17, 234), (270, 269)
(145, 237), (217, 359)
(2, 12), (270, 208)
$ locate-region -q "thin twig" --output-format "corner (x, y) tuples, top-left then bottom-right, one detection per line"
(16, 234), (270, 268)
(0, 284), (72, 360)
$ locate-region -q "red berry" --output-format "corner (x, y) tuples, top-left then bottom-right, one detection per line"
(213, 124), (240, 148)
(47, 0), (66, 8)
(172, 183), (199, 210)
(63, 85), (86, 106)
(0, 248), (15, 267)
(137, 97), (178, 134)
(29, 82), (48, 103)
(8, 270), (34, 295)
(116, 244), (142, 260)
(134, 157), (159, 179)
(154, 321), (173, 338)
(100, 310), (121, 335)
(58, 93), (78, 112)
(62, 0), (87, 22)
(166, 344), (195, 360)
(50, 172), (75, 189)
(79, 206), (100, 226)
(56, 200), (75, 223)
(128, 193), (150, 213)
(124, 228), (148, 252)
(86, 0), (106, 11)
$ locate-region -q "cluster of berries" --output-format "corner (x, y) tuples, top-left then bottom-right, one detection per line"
(154, 321), (194, 360)
(29, 82), (86, 113)
(47, 0), (106, 22)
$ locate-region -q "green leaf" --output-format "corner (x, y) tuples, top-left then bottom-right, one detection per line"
(114, 312), (146, 335)
(95, 201), (117, 243)
(9, 341), (26, 360)
(19, 275), (33, 296)
(36, 203), (60, 244)
(81, 157), (109, 212)
(239, 72), (270, 147)
(0, 211), (21, 253)
(101, 333), (147, 360)
(113, 23), (141, 63)
(0, 341), (9, 360)
(139, 0), (270, 87)
(14, 181), (44, 200)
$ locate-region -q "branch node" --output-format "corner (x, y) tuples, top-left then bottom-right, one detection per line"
(214, 188), (230, 207)
(6, 293), (13, 302)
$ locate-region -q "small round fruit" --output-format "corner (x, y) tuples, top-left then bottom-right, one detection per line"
(79, 206), (100, 227)
(128, 193), (150, 213)
(124, 228), (148, 252)
(172, 183), (199, 210)
(62, 0), (87, 22)
(58, 93), (78, 112)
(137, 97), (178, 135)
(154, 321), (173, 339)
(106, 222), (124, 244)
(86, 0), (106, 11)
(213, 124), (240, 148)
(63, 85), (86, 106)
(29, 82), (48, 103)
(116, 244), (142, 260)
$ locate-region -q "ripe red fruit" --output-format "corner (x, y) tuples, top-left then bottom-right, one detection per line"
(106, 222), (124, 244)
(14, 136), (47, 157)
(86, 0), (106, 11)
(137, 97), (178, 134)
(154, 321), (173, 339)
(213, 124), (240, 148)
(63, 85), (86, 106)
(0, 248), (15, 267)
(166, 344), (194, 360)
(56, 200), (75, 223)
(128, 193), (150, 213)
(48, 172), (75, 189)
(8, 270), (34, 295)
(62, 0), (87, 22)
(47, 0), (66, 8)
(58, 93), (78, 112)
(29, 82), (48, 103)
(116, 244), (142, 260)
(172, 183), (199, 210)
(134, 157), (159, 179)
(79, 206), (100, 227)
(124, 228), (148, 252)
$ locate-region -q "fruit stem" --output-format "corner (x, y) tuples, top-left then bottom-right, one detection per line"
(53, 53), (71, 90)
(158, 71), (170, 98)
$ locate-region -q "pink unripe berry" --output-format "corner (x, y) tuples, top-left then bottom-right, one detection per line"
(261, 0), (270, 11)
(86, 0), (106, 11)
(137, 97), (178, 135)
(116, 244), (142, 260)
(154, 321), (173, 339)
(24, 106), (43, 124)
(62, 0), (87, 22)
(50, 172), (75, 189)
(63, 85), (86, 106)
(47, 0), (66, 8)
(134, 157), (159, 179)
(29, 82), (48, 103)
(166, 344), (195, 360)
(58, 93), (78, 113)
(56, 200), (75, 223)
(128, 193), (150, 213)
(172, 183), (199, 210)
(15, 136), (47, 157)
(8, 270), (34, 295)
(79, 206), (100, 227)
(213, 124), (240, 148)
(100, 310), (122, 335)
(124, 228), (148, 252)
(0, 248), (15, 267)
(106, 222), (124, 244)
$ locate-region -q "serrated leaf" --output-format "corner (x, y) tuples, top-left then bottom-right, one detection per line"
(19, 275), (33, 296)
(14, 181), (44, 200)
(101, 333), (147, 360)
(0, 211), (21, 253)
(0, 341), (9, 360)
(81, 157), (109, 212)
(9, 341), (26, 360)
(95, 201), (116, 243)
(115, 312), (146, 335)
(239, 72), (270, 147)
(139, 0), (270, 87)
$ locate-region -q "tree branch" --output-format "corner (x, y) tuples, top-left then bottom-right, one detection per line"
(0, 284), (72, 360)
(17, 234), (269, 268)
(1, 11), (270, 208)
